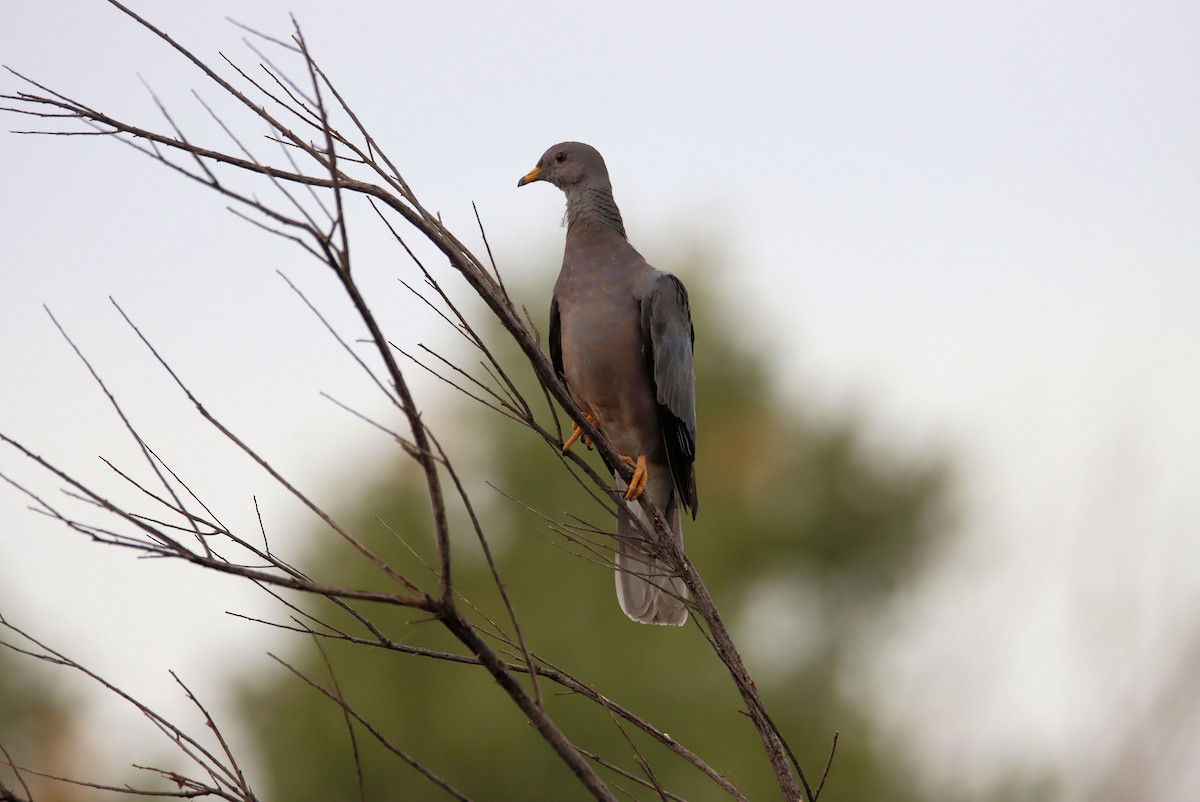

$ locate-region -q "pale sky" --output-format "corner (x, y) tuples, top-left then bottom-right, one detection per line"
(3, 1), (1199, 798)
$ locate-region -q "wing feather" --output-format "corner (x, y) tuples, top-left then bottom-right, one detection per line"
(641, 273), (698, 515)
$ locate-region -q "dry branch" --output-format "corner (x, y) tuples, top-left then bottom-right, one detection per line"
(0, 4), (823, 800)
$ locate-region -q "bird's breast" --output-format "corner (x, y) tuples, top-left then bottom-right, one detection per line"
(555, 272), (662, 459)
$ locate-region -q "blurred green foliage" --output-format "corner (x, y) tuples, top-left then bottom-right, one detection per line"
(0, 618), (74, 800)
(239, 254), (953, 801)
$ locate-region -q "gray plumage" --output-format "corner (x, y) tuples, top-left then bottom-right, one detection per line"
(519, 142), (697, 626)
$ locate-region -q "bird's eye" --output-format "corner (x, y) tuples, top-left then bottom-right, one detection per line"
(554, 152), (567, 163)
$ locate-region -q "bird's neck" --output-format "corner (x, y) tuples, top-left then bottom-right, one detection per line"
(565, 185), (626, 239)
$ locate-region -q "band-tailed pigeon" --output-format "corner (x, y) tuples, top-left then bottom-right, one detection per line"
(518, 142), (698, 626)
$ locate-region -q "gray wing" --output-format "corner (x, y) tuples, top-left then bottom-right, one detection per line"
(641, 272), (698, 515)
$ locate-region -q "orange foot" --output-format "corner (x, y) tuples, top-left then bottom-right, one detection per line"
(563, 413), (597, 453)
(620, 454), (648, 501)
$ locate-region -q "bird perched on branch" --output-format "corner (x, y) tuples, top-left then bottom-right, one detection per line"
(518, 142), (698, 626)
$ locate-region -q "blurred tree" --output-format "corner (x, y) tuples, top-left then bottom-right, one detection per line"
(0, 618), (81, 802)
(239, 249), (951, 801)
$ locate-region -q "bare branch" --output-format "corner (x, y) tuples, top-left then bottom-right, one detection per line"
(0, 616), (260, 802)
(0, 8), (823, 799)
(268, 653), (474, 802)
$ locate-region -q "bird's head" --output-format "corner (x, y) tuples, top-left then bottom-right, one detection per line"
(517, 141), (611, 192)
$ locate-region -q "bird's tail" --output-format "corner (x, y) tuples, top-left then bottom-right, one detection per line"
(614, 471), (688, 626)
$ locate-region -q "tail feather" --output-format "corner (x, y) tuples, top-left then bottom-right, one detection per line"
(614, 471), (688, 626)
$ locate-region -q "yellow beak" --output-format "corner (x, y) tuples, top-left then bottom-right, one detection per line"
(517, 166), (542, 187)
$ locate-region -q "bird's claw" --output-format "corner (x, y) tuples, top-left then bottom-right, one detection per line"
(563, 413), (596, 453)
(620, 454), (649, 501)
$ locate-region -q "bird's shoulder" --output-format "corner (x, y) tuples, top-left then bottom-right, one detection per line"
(633, 266), (689, 307)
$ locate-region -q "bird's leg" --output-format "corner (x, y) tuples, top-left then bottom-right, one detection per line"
(619, 455), (649, 501)
(563, 413), (597, 453)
